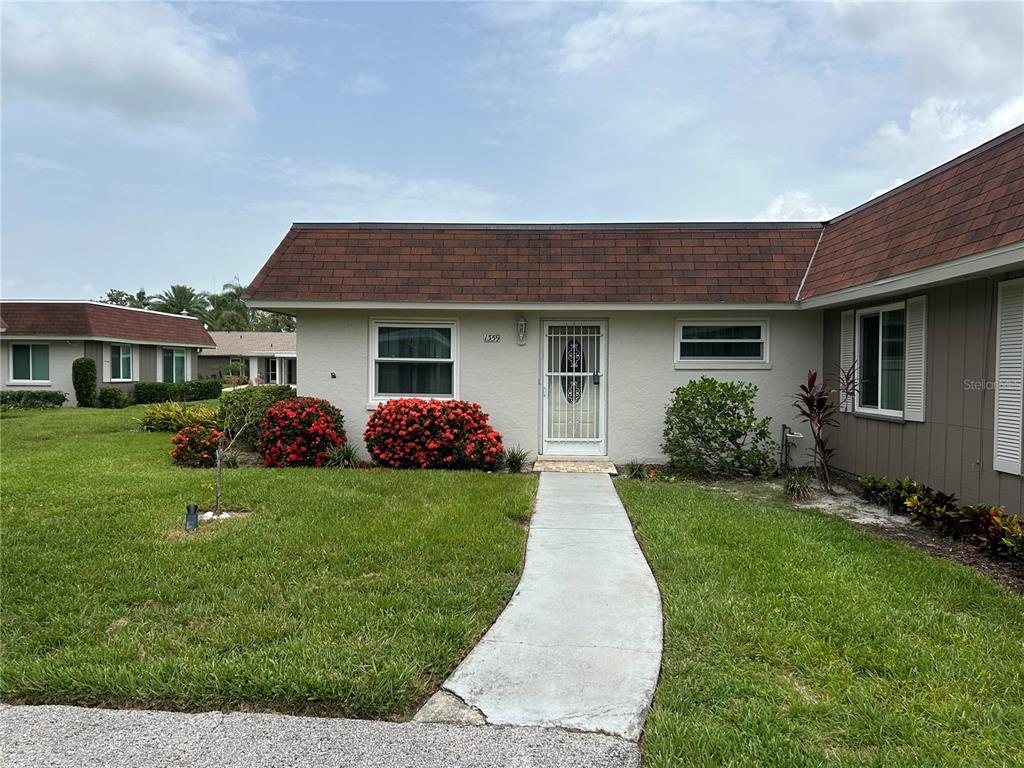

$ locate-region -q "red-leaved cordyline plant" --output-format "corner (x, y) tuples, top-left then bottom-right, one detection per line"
(792, 366), (857, 493)
(794, 370), (837, 492)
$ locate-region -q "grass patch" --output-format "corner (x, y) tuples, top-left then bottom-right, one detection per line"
(618, 480), (1024, 767)
(1, 406), (535, 718)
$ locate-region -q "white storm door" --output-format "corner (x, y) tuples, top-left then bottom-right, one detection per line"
(542, 321), (607, 456)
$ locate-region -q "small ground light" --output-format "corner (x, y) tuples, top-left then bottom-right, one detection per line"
(186, 503), (199, 531)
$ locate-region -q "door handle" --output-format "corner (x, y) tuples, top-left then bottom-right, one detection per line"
(592, 372), (601, 385)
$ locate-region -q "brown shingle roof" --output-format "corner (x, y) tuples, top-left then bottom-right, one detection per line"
(0, 302), (214, 346)
(200, 331), (296, 357)
(244, 127), (1024, 307)
(800, 125), (1024, 299)
(244, 224), (822, 304)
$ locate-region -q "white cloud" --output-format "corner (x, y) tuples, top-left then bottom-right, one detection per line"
(341, 73), (388, 96)
(754, 191), (838, 222)
(556, 3), (778, 74)
(829, 1), (1022, 101)
(858, 96), (1024, 173)
(10, 152), (68, 172)
(2, 2), (253, 129)
(264, 158), (507, 221)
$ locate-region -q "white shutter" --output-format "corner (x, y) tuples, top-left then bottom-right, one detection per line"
(101, 343), (112, 382)
(904, 296), (927, 422)
(132, 345), (141, 382)
(840, 310), (855, 412)
(156, 349), (163, 383)
(994, 279), (1024, 475)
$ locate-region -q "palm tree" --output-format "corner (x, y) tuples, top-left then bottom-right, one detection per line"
(101, 288), (152, 308)
(207, 280), (253, 331)
(152, 285), (210, 321)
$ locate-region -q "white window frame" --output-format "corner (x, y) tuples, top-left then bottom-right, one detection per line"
(855, 301), (906, 419)
(674, 318), (770, 370)
(369, 319), (458, 402)
(8, 343), (51, 384)
(109, 343), (133, 382)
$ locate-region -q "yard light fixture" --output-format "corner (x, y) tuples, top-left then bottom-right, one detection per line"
(185, 503), (199, 532)
(516, 317), (527, 346)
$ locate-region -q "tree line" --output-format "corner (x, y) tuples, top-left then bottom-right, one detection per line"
(101, 281), (295, 332)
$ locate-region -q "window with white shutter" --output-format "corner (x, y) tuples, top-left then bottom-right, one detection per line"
(994, 278), (1024, 475)
(904, 296), (927, 422)
(839, 310), (855, 412)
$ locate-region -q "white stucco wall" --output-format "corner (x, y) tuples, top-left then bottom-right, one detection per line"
(1, 339), (86, 406)
(295, 308), (823, 464)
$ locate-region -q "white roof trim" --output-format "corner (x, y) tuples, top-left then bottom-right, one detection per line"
(247, 300), (802, 312)
(799, 240), (1024, 309)
(0, 335), (214, 348)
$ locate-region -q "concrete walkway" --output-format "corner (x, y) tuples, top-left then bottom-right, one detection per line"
(417, 472), (663, 740)
(0, 705), (639, 768)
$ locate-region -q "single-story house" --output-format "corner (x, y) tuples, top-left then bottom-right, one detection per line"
(244, 125), (1024, 510)
(197, 331), (297, 385)
(0, 301), (215, 405)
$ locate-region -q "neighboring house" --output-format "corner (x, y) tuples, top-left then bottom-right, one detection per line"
(0, 301), (215, 405)
(245, 126), (1024, 509)
(198, 331), (297, 385)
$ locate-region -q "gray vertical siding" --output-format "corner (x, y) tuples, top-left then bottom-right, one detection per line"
(823, 270), (1024, 512)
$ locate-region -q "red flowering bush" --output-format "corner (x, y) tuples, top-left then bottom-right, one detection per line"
(170, 425), (222, 468)
(364, 398), (503, 470)
(259, 397), (345, 467)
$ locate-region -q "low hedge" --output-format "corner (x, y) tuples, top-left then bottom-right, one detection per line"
(134, 380), (223, 404)
(97, 387), (130, 409)
(0, 391), (68, 410)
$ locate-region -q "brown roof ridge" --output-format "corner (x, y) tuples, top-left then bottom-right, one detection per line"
(289, 221), (825, 230)
(1, 299), (202, 322)
(826, 123), (1024, 226)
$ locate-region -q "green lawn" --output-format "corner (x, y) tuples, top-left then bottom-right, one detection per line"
(0, 405), (535, 718)
(618, 480), (1024, 768)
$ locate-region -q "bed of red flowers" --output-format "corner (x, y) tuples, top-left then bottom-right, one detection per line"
(170, 425), (222, 468)
(364, 398), (503, 470)
(259, 396), (346, 467)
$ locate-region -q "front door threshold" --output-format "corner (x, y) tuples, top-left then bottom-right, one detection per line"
(532, 458), (618, 475)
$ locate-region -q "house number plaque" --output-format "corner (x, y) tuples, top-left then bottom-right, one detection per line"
(483, 333), (501, 343)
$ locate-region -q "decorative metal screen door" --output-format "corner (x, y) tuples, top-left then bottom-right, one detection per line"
(542, 321), (607, 456)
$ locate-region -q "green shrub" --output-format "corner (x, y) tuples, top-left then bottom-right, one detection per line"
(71, 357), (97, 407)
(134, 382), (185, 404)
(662, 376), (776, 478)
(501, 445), (531, 474)
(137, 402), (221, 432)
(220, 385), (296, 449)
(184, 379), (222, 401)
(0, 391), (68, 410)
(134, 380), (223, 404)
(97, 387), (130, 409)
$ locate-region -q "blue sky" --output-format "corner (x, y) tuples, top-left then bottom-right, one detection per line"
(2, 1), (1022, 299)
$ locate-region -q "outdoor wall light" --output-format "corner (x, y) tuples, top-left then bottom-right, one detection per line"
(516, 317), (527, 346)
(186, 503), (199, 532)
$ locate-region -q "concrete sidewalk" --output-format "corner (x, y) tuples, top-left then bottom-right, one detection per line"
(0, 705), (639, 768)
(417, 472), (663, 740)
